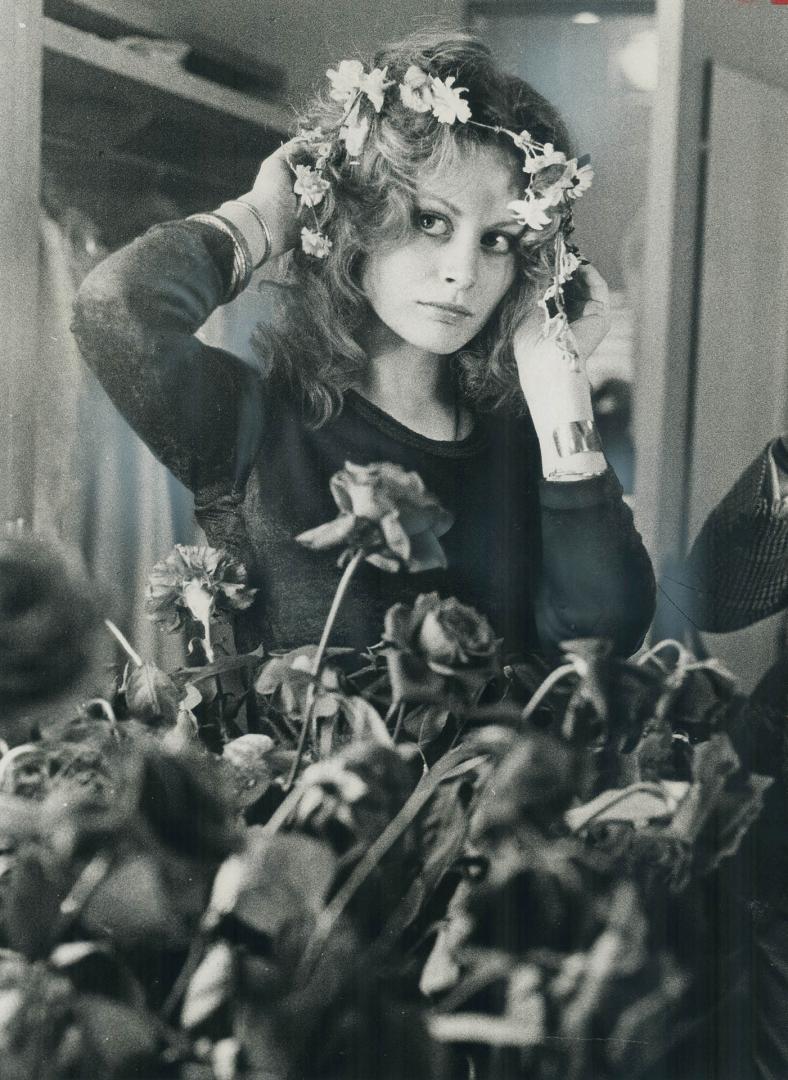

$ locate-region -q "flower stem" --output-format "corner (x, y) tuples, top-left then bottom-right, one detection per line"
(520, 661), (578, 726)
(284, 549), (365, 790)
(104, 619), (143, 668)
(391, 702), (405, 743)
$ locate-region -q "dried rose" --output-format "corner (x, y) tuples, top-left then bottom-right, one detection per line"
(295, 461), (454, 573)
(222, 734), (276, 809)
(0, 535), (101, 707)
(384, 593), (501, 703)
(283, 743), (417, 855)
(145, 545), (256, 662)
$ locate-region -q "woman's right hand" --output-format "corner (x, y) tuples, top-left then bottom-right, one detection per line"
(232, 138), (305, 259)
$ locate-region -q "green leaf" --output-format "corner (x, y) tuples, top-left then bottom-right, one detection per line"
(339, 696), (392, 744)
(565, 781), (690, 832)
(80, 854), (187, 946)
(403, 703), (450, 747)
(75, 994), (159, 1073)
(232, 832), (338, 937)
(176, 646), (265, 684)
(4, 846), (60, 959)
(125, 663), (180, 726)
(222, 735), (276, 808)
(206, 829), (337, 939)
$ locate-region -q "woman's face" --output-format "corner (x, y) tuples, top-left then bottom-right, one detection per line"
(360, 145), (523, 356)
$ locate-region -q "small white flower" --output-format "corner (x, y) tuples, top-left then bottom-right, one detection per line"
(428, 75), (472, 125)
(326, 58), (365, 105)
(339, 101), (370, 156)
(358, 65), (391, 113)
(399, 65), (433, 113)
(296, 127), (333, 162)
(293, 164), (330, 208)
(510, 129), (535, 151)
(507, 194), (552, 231)
(538, 292), (561, 335)
(301, 227), (332, 259)
(296, 126), (324, 143)
(559, 248), (581, 282)
(568, 162), (594, 198)
(523, 142), (568, 175)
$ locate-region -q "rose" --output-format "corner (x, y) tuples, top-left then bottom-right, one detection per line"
(384, 592), (501, 703)
(415, 597), (498, 670)
(295, 461), (454, 573)
(0, 536), (102, 706)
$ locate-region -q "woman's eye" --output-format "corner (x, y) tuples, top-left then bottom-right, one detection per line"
(416, 211), (449, 236)
(481, 231), (515, 254)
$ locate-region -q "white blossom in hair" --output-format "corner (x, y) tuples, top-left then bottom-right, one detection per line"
(399, 65), (433, 113)
(326, 60), (365, 105)
(326, 59), (392, 113)
(427, 75), (472, 125)
(292, 164), (330, 208)
(301, 227), (333, 259)
(338, 102), (371, 157)
(507, 194), (553, 232)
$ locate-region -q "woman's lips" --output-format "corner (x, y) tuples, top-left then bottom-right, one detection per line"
(418, 301), (473, 322)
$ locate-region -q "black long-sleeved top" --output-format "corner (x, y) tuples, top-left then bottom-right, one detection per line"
(71, 220), (655, 658)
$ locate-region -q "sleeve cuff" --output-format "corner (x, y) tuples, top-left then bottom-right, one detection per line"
(539, 466), (622, 510)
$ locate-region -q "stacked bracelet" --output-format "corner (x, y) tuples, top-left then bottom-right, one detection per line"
(187, 212), (254, 301)
(225, 198), (273, 267)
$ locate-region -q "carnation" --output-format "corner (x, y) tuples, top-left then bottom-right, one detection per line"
(301, 227), (333, 259)
(292, 164), (331, 208)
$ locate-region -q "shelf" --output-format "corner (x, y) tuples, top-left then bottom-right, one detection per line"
(42, 17), (291, 134)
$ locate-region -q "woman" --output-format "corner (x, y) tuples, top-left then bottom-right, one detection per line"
(71, 32), (654, 659)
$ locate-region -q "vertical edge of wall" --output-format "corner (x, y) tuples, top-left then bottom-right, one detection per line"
(634, 0), (788, 569)
(632, 0), (701, 568)
(0, 0), (42, 524)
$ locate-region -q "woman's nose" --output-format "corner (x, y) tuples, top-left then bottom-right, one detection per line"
(439, 234), (478, 291)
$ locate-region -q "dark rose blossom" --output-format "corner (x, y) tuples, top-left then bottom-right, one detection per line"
(384, 593), (501, 703)
(0, 536), (101, 705)
(296, 461), (454, 572)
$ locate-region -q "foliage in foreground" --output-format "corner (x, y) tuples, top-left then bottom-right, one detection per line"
(0, 469), (775, 1079)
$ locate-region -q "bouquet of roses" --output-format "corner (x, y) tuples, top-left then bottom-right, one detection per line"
(0, 463), (771, 1080)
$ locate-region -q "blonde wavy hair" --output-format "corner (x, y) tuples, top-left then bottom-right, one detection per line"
(252, 30), (573, 426)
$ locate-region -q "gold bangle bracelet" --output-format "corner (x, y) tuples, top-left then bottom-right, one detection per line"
(188, 212), (253, 300)
(225, 198), (273, 267)
(552, 420), (603, 457)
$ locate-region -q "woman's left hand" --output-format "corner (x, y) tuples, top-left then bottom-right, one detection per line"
(513, 264), (611, 477)
(561, 263), (612, 364)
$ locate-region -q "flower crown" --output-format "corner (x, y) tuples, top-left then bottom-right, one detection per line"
(287, 59), (595, 365)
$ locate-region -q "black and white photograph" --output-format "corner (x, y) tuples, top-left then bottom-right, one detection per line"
(0, 0), (787, 1076)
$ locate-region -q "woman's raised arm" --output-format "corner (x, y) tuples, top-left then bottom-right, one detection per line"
(71, 143), (301, 494)
(513, 265), (655, 655)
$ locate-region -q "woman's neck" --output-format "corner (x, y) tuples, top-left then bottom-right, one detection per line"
(354, 339), (472, 441)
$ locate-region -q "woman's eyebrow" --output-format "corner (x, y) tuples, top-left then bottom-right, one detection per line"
(419, 191), (461, 215)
